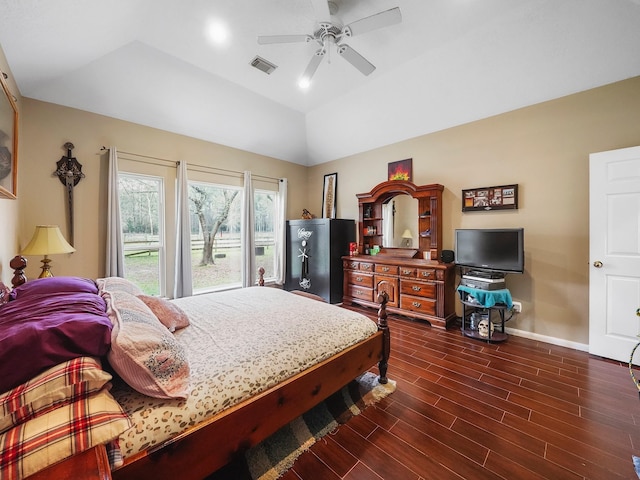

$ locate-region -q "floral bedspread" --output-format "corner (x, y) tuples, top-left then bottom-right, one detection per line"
(111, 287), (378, 460)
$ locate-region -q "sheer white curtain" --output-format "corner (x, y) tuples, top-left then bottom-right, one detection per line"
(382, 200), (395, 247)
(275, 178), (288, 285)
(106, 147), (125, 277)
(174, 161), (193, 298)
(241, 171), (256, 287)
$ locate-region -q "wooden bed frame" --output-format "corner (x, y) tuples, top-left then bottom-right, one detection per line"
(10, 257), (391, 480)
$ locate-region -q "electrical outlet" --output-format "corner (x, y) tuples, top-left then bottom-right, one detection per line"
(512, 301), (522, 313)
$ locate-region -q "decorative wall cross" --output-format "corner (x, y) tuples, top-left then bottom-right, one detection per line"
(53, 142), (84, 245)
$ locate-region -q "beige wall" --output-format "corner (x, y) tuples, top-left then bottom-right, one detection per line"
(14, 99), (308, 287)
(309, 76), (640, 346)
(0, 46), (19, 285)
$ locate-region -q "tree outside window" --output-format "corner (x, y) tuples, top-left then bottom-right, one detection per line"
(189, 182), (242, 290)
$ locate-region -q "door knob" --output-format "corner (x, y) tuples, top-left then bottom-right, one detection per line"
(593, 261), (603, 268)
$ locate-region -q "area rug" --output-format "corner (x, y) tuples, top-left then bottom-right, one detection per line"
(245, 372), (396, 480)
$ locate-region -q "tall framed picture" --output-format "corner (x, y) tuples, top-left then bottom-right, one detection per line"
(0, 73), (18, 199)
(322, 173), (337, 219)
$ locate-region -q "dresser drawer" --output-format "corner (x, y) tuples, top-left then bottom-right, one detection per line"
(375, 264), (398, 275)
(358, 262), (374, 272)
(347, 271), (374, 288)
(348, 284), (374, 302)
(417, 268), (437, 281)
(400, 279), (436, 298)
(343, 260), (360, 270)
(399, 266), (417, 277)
(400, 294), (436, 316)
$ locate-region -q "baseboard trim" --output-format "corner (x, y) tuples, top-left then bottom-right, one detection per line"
(505, 327), (589, 352)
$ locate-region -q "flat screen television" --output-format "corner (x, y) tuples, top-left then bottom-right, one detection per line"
(454, 228), (524, 274)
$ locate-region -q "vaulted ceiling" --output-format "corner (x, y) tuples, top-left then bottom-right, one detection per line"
(1, 0), (639, 166)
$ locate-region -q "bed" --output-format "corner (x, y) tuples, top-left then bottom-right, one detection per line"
(1, 257), (390, 480)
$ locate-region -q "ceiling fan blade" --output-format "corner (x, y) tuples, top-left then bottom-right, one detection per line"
(257, 34), (311, 45)
(309, 0), (331, 21)
(338, 44), (375, 76)
(343, 7), (402, 37)
(301, 51), (325, 83)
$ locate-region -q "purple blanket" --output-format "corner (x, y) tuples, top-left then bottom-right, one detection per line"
(0, 288), (112, 393)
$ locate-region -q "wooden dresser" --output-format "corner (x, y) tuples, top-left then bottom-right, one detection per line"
(343, 255), (456, 329)
(342, 179), (456, 329)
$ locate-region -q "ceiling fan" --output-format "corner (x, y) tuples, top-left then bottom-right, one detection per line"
(257, 0), (402, 87)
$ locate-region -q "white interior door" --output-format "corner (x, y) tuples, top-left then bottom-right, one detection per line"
(589, 146), (640, 363)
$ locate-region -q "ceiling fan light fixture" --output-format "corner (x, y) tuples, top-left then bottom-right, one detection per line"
(259, 4), (401, 83)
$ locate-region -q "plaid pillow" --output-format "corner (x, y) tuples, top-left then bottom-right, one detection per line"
(0, 357), (112, 435)
(0, 388), (131, 480)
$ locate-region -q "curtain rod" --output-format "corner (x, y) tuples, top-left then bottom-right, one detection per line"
(100, 146), (281, 182)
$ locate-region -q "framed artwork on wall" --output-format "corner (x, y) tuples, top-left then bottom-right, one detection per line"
(0, 73), (18, 199)
(462, 184), (518, 212)
(322, 172), (337, 219)
(388, 158), (412, 182)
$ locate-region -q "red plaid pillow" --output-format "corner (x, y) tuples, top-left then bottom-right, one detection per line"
(0, 357), (112, 434)
(0, 388), (131, 480)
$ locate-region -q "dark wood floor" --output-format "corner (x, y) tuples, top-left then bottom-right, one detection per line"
(218, 307), (640, 480)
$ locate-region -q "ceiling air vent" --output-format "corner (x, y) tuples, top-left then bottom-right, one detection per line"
(250, 56), (277, 75)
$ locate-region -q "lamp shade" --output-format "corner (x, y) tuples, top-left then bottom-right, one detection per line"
(21, 225), (75, 256)
(401, 229), (413, 239)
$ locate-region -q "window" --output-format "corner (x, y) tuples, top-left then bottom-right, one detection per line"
(188, 181), (242, 291)
(118, 174), (165, 295)
(255, 189), (277, 281)
(117, 163), (282, 296)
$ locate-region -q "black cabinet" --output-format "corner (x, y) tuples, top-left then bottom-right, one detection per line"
(285, 219), (355, 303)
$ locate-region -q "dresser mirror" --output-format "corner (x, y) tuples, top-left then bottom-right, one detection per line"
(381, 194), (419, 248)
(357, 180), (443, 260)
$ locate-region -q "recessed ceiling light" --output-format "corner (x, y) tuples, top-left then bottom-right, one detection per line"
(298, 76), (311, 90)
(206, 19), (230, 46)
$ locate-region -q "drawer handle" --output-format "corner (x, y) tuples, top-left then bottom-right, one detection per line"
(356, 290), (363, 295)
(403, 269), (412, 275)
(412, 286), (422, 292)
(356, 276), (364, 282)
(350, 263), (358, 268)
(363, 265), (371, 270)
(412, 301), (422, 307)
(381, 266), (390, 272)
(421, 272), (432, 278)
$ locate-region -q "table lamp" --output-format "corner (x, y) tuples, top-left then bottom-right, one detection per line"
(401, 229), (413, 247)
(21, 225), (75, 278)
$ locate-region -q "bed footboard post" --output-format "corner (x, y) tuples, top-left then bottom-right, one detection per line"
(258, 267), (265, 286)
(376, 291), (390, 384)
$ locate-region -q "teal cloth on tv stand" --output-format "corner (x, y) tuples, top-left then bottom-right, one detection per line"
(457, 285), (513, 308)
